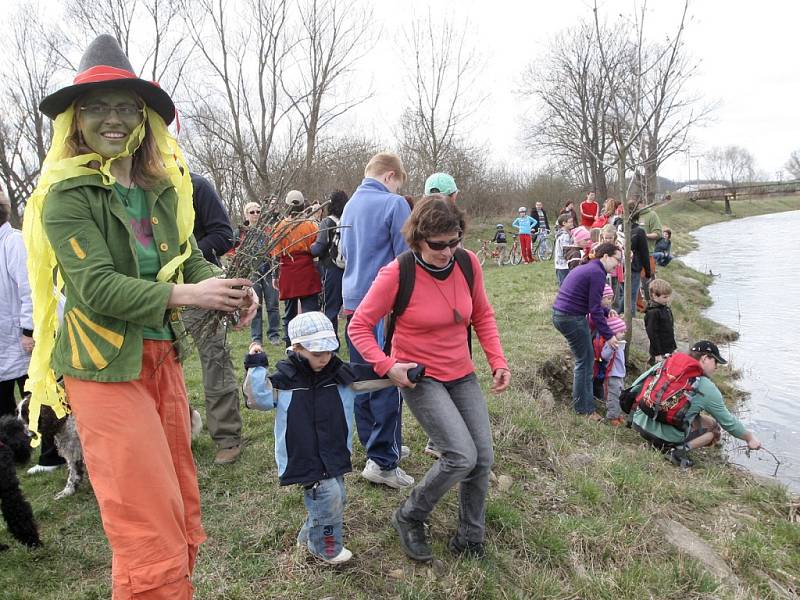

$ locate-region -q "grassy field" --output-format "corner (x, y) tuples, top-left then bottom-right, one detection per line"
(3, 195), (800, 599)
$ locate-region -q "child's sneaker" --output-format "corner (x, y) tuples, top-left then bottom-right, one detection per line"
(318, 547), (352, 565)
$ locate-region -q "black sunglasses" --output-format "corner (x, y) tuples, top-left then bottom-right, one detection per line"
(248, 210), (261, 214)
(425, 236), (462, 251)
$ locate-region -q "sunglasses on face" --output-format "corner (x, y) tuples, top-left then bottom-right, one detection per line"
(248, 210), (261, 215)
(425, 236), (462, 251)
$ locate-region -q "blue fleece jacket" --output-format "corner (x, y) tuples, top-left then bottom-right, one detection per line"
(512, 215), (537, 235)
(340, 178), (411, 310)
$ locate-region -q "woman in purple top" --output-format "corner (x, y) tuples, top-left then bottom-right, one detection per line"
(552, 243), (622, 420)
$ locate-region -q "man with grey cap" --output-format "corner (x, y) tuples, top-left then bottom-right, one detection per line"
(424, 172), (459, 202)
(629, 340), (761, 468)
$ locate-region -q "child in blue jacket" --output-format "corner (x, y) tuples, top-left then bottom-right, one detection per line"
(243, 312), (377, 564)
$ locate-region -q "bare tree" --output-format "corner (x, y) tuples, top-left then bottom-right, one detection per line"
(398, 13), (483, 177)
(589, 0), (690, 339)
(785, 150), (800, 180)
(64, 0), (138, 56)
(520, 21), (624, 198)
(0, 10), (65, 226)
(182, 0), (302, 204)
(290, 0), (373, 184)
(64, 0), (196, 96)
(705, 145), (755, 188)
(632, 41), (714, 202)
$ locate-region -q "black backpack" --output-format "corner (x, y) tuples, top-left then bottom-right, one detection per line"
(383, 249), (475, 355)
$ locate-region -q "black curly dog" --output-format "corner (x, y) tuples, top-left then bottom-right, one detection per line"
(0, 415), (41, 550)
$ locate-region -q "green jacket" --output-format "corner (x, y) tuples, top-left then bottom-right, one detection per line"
(43, 174), (218, 382)
(631, 364), (747, 443)
(638, 208), (663, 253)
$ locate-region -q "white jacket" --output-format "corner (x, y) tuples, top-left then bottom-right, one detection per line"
(0, 222), (33, 381)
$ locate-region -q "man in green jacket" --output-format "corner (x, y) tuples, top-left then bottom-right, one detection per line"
(631, 341), (761, 467)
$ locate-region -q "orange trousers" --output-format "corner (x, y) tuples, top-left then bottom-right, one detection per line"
(65, 340), (206, 600)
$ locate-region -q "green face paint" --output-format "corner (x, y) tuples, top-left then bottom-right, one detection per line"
(77, 90), (143, 159)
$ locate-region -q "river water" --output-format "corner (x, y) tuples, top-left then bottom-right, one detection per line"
(682, 210), (800, 492)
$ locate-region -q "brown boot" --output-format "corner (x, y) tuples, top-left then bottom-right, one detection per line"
(214, 445), (241, 465)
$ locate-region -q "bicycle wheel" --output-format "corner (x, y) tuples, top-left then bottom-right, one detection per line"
(511, 246), (522, 265)
(538, 237), (553, 261)
(477, 249), (487, 266)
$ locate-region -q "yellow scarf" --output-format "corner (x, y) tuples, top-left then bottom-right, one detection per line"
(22, 105), (195, 445)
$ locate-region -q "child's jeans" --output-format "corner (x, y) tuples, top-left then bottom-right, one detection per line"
(297, 476), (346, 560)
(606, 376), (624, 419)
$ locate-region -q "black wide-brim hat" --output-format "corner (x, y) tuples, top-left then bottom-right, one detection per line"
(39, 34), (175, 125)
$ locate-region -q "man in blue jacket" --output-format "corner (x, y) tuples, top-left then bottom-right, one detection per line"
(340, 152), (414, 489)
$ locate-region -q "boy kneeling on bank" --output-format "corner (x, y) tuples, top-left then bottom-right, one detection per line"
(629, 340), (761, 468)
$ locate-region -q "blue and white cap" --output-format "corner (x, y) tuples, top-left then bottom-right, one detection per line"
(288, 311), (339, 352)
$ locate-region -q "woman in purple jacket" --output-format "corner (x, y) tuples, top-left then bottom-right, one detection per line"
(552, 243), (622, 420)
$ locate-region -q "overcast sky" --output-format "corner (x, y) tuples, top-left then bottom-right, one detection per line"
(17, 0), (800, 184)
(357, 0), (800, 183)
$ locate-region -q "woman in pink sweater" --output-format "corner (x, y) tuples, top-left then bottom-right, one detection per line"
(349, 196), (510, 562)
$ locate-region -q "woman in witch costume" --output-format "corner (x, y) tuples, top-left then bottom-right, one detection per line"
(24, 35), (256, 599)
(348, 195), (510, 562)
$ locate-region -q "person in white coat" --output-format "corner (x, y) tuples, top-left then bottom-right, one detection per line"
(0, 189), (65, 473)
(0, 189), (34, 415)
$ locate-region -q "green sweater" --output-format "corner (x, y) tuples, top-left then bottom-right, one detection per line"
(43, 174), (218, 382)
(631, 364), (747, 443)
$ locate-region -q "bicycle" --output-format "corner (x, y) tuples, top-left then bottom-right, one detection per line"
(504, 234), (522, 265)
(532, 228), (554, 261)
(476, 239), (505, 266)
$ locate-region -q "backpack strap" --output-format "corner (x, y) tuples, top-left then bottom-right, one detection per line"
(383, 251), (416, 354)
(453, 248), (474, 293)
(453, 248), (475, 357)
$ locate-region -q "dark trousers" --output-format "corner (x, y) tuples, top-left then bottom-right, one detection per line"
(345, 314), (402, 470)
(283, 295), (320, 347)
(251, 279), (281, 344)
(1, 375), (64, 467)
(320, 265), (344, 340)
(0, 375), (26, 416)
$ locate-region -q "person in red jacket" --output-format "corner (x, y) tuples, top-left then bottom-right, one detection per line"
(580, 191), (599, 228)
(270, 190), (321, 346)
(349, 195), (510, 563)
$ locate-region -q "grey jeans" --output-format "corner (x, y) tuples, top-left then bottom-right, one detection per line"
(183, 307), (242, 449)
(399, 373), (494, 543)
(606, 375), (623, 419)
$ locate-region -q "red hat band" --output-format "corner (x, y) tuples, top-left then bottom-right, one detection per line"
(73, 65), (161, 89)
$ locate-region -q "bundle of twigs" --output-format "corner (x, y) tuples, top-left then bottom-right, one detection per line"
(191, 198), (332, 345)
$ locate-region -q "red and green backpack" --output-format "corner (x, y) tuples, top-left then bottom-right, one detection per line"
(635, 353), (704, 428)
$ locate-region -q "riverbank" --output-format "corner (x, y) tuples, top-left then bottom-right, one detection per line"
(3, 196), (799, 599)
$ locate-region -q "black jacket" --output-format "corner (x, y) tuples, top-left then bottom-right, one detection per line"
(644, 302), (677, 357)
(190, 173), (234, 266)
(630, 224), (651, 277)
(269, 353), (374, 486)
(533, 208), (550, 231)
